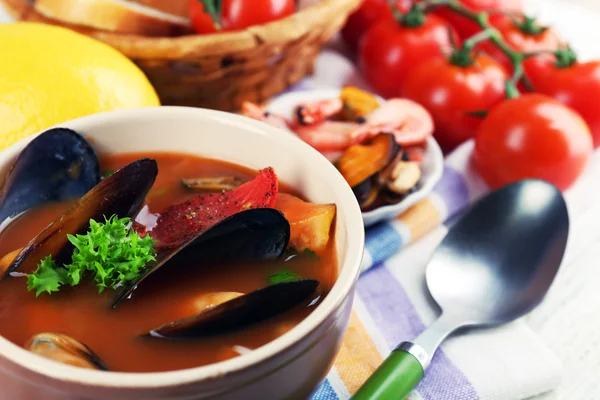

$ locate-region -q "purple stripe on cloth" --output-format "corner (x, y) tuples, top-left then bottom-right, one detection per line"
(433, 167), (471, 221)
(357, 264), (479, 400)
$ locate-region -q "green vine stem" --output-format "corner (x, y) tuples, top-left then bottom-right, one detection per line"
(415, 0), (562, 99)
(199, 0), (222, 30)
(449, 29), (498, 67)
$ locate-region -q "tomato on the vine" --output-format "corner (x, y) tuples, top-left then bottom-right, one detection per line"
(189, 0), (295, 34)
(403, 53), (508, 152)
(477, 16), (561, 72)
(434, 0), (523, 39)
(473, 94), (592, 191)
(359, 11), (459, 98)
(524, 52), (600, 148)
(341, 0), (395, 53)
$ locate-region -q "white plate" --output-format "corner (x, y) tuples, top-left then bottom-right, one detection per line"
(267, 89), (444, 227)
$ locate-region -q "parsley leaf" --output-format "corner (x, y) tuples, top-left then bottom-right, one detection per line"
(268, 269), (301, 285)
(26, 215), (156, 296)
(26, 256), (71, 297)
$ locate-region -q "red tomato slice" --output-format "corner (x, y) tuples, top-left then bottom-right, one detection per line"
(150, 168), (279, 249)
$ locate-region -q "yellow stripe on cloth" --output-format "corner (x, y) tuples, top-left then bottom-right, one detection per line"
(333, 312), (384, 394)
(397, 198), (442, 243)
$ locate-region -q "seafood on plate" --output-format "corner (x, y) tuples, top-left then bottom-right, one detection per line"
(0, 128), (338, 373)
(242, 87), (434, 211)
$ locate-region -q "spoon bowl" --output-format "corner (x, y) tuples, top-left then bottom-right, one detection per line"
(427, 179), (569, 326)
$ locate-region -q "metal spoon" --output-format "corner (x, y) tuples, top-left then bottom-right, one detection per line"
(353, 179), (569, 399)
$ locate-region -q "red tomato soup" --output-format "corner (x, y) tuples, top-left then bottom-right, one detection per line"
(0, 152), (337, 373)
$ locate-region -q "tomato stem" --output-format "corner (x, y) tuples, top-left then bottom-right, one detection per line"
(396, 4), (426, 28)
(199, 0), (222, 30)
(553, 46), (578, 68)
(449, 29), (497, 68)
(512, 16), (548, 36)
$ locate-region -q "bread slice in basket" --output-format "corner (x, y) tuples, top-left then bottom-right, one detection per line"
(34, 0), (192, 36)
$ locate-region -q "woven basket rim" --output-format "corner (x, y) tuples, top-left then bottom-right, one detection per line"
(1, 0), (361, 59)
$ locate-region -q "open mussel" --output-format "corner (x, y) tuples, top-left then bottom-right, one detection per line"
(26, 333), (107, 370)
(338, 134), (400, 211)
(2, 159), (158, 278)
(352, 178), (379, 210)
(143, 279), (319, 339)
(112, 208), (291, 307)
(0, 128), (101, 224)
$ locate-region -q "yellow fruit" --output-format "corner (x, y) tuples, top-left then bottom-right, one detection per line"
(0, 22), (160, 151)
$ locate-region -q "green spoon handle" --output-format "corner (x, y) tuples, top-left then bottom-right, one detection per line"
(352, 347), (424, 400)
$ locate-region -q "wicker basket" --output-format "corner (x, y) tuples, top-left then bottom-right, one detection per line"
(1, 0), (361, 111)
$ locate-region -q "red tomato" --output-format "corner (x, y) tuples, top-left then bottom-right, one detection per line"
(403, 54), (508, 152)
(341, 0), (395, 53)
(190, 0), (295, 34)
(473, 94), (592, 191)
(359, 15), (459, 98)
(189, 0), (218, 34)
(524, 55), (600, 148)
(434, 0), (523, 39)
(477, 16), (560, 72)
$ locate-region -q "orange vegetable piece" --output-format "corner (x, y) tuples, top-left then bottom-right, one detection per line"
(275, 194), (336, 253)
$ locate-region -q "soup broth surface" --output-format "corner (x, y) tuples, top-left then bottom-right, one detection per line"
(0, 153), (337, 372)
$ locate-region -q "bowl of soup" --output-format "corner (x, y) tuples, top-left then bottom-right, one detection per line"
(0, 107), (364, 399)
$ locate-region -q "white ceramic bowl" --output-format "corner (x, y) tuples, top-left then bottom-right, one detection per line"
(0, 107), (365, 400)
(267, 89), (445, 227)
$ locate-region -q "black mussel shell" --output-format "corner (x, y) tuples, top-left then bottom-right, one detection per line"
(353, 177), (379, 211)
(178, 208), (291, 263)
(2, 159), (158, 278)
(112, 208), (291, 308)
(143, 279), (319, 339)
(0, 128), (101, 224)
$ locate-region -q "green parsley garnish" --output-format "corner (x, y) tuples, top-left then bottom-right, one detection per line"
(268, 269), (301, 285)
(26, 215), (156, 297)
(102, 170), (114, 178)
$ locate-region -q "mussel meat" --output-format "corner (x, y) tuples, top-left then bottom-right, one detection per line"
(2, 159), (158, 278)
(181, 176), (243, 191)
(0, 128), (101, 224)
(383, 160), (421, 195)
(26, 333), (107, 370)
(0, 248), (21, 277)
(112, 208), (291, 307)
(192, 292), (243, 313)
(143, 279), (319, 339)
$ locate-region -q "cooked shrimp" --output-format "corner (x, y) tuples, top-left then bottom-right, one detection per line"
(349, 99), (434, 146)
(241, 102), (290, 131)
(295, 98), (343, 125)
(294, 121), (355, 152)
